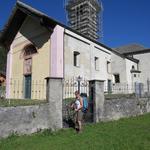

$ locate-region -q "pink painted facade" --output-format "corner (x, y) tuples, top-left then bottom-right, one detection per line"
(50, 25), (64, 78)
(6, 45), (13, 98)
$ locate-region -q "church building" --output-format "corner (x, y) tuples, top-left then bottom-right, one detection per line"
(0, 1), (140, 99)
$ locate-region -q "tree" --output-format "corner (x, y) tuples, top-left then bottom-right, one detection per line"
(0, 46), (7, 72)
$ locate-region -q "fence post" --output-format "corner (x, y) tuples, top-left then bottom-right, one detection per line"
(147, 79), (150, 100)
(45, 77), (63, 130)
(135, 82), (140, 98)
(147, 79), (150, 94)
(89, 80), (105, 123)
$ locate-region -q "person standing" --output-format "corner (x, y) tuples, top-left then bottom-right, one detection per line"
(71, 91), (83, 133)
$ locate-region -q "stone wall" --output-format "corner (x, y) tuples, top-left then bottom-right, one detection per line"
(0, 98), (150, 138)
(0, 77), (63, 139)
(1, 77), (150, 139)
(102, 98), (150, 121)
(89, 80), (150, 123)
(0, 104), (51, 138)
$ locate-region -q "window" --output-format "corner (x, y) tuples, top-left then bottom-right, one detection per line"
(114, 74), (120, 83)
(107, 61), (111, 73)
(24, 58), (32, 75)
(23, 44), (37, 75)
(74, 51), (80, 67)
(23, 44), (37, 58)
(134, 74), (136, 77)
(137, 63), (139, 70)
(94, 57), (99, 71)
(132, 65), (135, 70)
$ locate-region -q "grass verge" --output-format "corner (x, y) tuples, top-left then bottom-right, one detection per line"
(0, 113), (150, 150)
(105, 93), (136, 100)
(0, 99), (47, 107)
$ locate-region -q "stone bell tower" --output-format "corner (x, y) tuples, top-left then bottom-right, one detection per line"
(65, 0), (103, 41)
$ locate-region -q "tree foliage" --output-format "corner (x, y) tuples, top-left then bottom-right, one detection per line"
(0, 46), (7, 72)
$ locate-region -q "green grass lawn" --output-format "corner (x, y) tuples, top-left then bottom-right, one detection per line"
(0, 114), (150, 150)
(0, 98), (73, 107)
(105, 93), (136, 100)
(0, 99), (47, 107)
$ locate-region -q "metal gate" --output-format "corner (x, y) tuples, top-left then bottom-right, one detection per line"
(62, 76), (93, 127)
(135, 80), (150, 99)
(63, 76), (89, 99)
(142, 80), (150, 100)
(24, 75), (32, 99)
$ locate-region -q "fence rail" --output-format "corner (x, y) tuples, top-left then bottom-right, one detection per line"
(0, 86), (5, 99)
(63, 77), (89, 99)
(104, 82), (150, 98)
(2, 78), (150, 100)
(104, 83), (135, 94)
(2, 79), (46, 100)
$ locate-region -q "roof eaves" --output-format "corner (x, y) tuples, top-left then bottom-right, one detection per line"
(125, 56), (139, 63)
(130, 69), (141, 73)
(16, 1), (48, 18)
(124, 49), (150, 55)
(0, 2), (28, 49)
(0, 5), (17, 46)
(19, 2), (122, 57)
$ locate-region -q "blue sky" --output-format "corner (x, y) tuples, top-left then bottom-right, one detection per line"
(0, 0), (150, 48)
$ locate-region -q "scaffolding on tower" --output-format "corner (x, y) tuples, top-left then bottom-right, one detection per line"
(65, 0), (103, 41)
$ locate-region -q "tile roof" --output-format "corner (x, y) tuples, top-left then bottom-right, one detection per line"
(114, 44), (147, 54)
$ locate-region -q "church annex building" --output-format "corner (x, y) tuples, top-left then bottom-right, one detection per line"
(0, 1), (149, 99)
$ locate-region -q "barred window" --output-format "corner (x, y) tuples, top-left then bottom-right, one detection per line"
(74, 51), (80, 67)
(94, 57), (99, 71)
(114, 74), (120, 83)
(107, 61), (111, 73)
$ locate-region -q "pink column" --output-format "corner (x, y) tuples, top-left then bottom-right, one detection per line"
(6, 45), (13, 98)
(50, 25), (64, 78)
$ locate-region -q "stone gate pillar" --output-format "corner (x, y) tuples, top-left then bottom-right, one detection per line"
(45, 77), (63, 130)
(89, 80), (105, 123)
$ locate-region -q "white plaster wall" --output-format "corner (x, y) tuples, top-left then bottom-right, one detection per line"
(111, 53), (127, 83)
(64, 33), (91, 79)
(111, 53), (139, 84)
(125, 59), (139, 84)
(64, 29), (112, 83)
(91, 44), (112, 81)
(134, 53), (150, 84)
